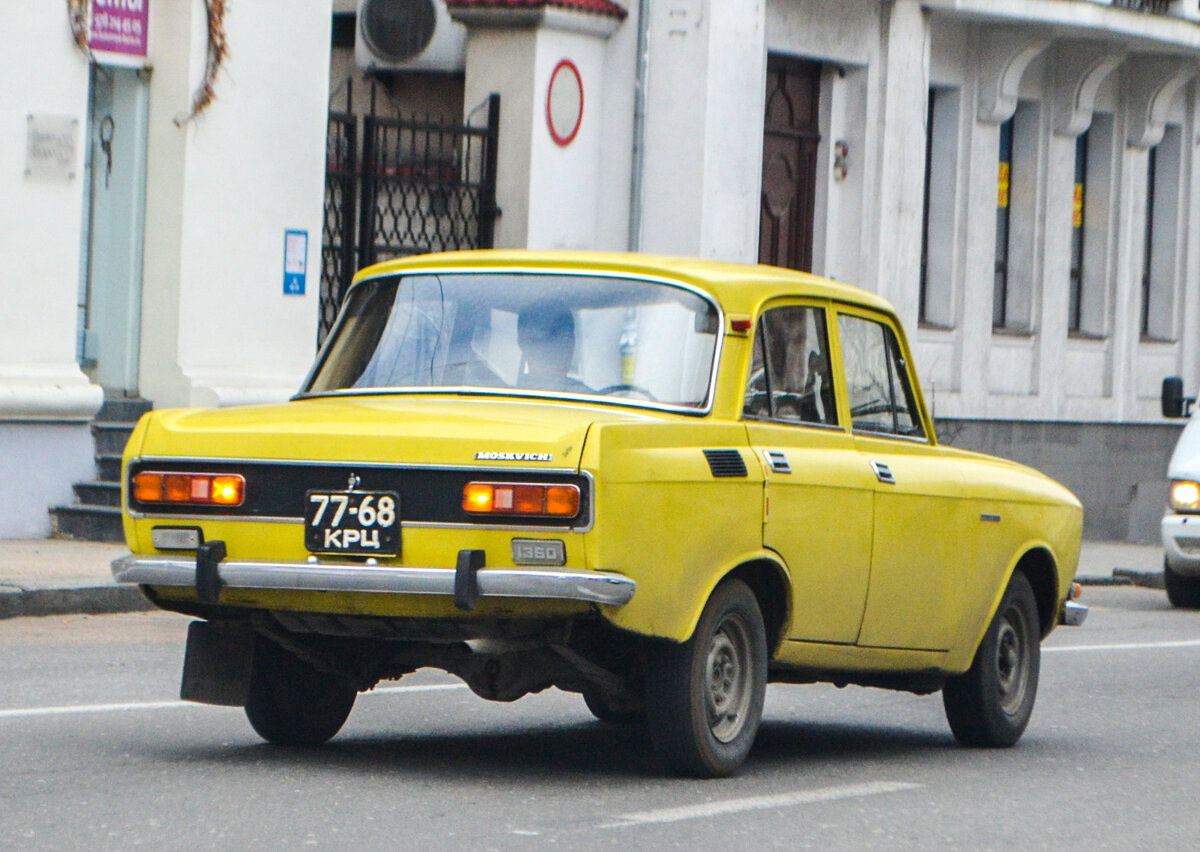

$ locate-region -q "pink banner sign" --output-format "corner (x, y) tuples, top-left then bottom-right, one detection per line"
(89, 0), (149, 58)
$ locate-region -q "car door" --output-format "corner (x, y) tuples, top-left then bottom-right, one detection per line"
(833, 308), (968, 651)
(742, 302), (876, 644)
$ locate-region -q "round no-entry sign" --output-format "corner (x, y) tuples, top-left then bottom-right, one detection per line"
(547, 59), (583, 146)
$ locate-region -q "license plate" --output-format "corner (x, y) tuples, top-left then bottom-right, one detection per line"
(305, 490), (400, 555)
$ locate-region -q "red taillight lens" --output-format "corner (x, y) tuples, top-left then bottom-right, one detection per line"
(462, 482), (580, 517)
(132, 472), (245, 507)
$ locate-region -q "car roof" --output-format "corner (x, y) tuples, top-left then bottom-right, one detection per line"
(352, 250), (897, 318)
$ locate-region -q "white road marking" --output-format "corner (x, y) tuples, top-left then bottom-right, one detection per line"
(0, 682), (467, 721)
(1045, 639), (1200, 653)
(4, 638), (1198, 721)
(597, 781), (921, 829)
(0, 700), (189, 719)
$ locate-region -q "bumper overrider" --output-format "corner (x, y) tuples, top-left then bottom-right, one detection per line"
(111, 541), (636, 611)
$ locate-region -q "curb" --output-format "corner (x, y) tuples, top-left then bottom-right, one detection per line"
(1112, 568), (1166, 590)
(1077, 569), (1166, 590)
(1076, 575), (1132, 587)
(0, 585), (153, 620)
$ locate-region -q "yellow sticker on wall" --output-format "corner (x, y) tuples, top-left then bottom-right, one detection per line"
(997, 162), (1010, 208)
(1073, 183), (1084, 228)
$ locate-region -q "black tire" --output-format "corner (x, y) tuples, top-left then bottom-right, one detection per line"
(244, 636), (356, 746)
(645, 579), (767, 777)
(1164, 559), (1200, 608)
(943, 572), (1040, 748)
(582, 689), (644, 725)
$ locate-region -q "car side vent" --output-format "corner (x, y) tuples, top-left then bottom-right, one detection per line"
(703, 449), (748, 478)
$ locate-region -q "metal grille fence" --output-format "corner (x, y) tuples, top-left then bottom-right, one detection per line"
(1110, 0), (1172, 11)
(320, 84), (499, 344)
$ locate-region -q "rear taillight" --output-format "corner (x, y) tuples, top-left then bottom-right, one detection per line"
(462, 482), (580, 518)
(132, 472), (245, 507)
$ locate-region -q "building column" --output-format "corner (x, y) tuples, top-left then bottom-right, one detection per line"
(636, 0), (767, 261)
(864, 0), (929, 331)
(1039, 43), (1123, 418)
(1180, 84), (1200, 395)
(138, 0), (331, 409)
(456, 5), (625, 252)
(951, 27), (1044, 417)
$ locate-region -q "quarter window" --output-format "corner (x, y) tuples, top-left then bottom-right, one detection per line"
(743, 306), (836, 426)
(837, 314), (925, 438)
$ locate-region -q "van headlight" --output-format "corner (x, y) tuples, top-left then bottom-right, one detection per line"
(1169, 480), (1200, 513)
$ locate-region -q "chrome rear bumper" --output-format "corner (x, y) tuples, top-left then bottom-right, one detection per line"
(111, 553), (636, 607)
(1059, 599), (1088, 627)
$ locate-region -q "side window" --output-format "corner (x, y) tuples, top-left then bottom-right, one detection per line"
(743, 306), (837, 426)
(837, 314), (925, 438)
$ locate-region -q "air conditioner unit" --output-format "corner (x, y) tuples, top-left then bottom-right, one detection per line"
(355, 0), (467, 73)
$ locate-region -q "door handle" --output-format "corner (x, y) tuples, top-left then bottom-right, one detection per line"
(763, 450), (791, 474)
(870, 461), (896, 485)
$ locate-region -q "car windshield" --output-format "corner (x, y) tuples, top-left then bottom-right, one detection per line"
(303, 272), (722, 409)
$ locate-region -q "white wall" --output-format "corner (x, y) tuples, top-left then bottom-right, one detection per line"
(0, 3), (102, 537)
(460, 8), (628, 253)
(462, 27), (537, 249)
(638, 0), (766, 261)
(140, 0), (332, 408)
(0, 3), (100, 422)
(526, 32), (611, 250)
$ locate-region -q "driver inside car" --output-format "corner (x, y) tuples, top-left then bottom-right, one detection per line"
(516, 301), (594, 394)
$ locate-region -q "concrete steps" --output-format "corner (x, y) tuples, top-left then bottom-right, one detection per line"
(49, 398), (152, 542)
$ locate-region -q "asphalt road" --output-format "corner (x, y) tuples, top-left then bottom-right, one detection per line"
(1, 586), (1197, 850)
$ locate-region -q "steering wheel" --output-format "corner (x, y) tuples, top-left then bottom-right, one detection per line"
(596, 383), (658, 401)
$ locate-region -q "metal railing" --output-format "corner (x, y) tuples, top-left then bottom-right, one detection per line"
(319, 81), (500, 344)
(1109, 0), (1174, 13)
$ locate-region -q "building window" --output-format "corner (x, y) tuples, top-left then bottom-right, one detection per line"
(1143, 125), (1182, 341)
(920, 87), (960, 328)
(1071, 114), (1114, 337)
(993, 102), (1039, 333)
(994, 102), (1038, 333)
(994, 116), (1012, 328)
(1068, 129), (1088, 333)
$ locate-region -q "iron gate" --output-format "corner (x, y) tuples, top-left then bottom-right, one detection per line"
(320, 84), (500, 342)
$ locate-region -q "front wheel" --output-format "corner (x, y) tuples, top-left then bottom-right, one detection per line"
(1164, 559), (1200, 608)
(645, 579), (767, 777)
(943, 572), (1040, 748)
(244, 636), (356, 746)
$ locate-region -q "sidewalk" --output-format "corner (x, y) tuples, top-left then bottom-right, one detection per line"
(0, 539), (150, 619)
(0, 536), (1170, 620)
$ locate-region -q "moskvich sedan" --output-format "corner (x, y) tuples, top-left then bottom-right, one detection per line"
(113, 251), (1085, 776)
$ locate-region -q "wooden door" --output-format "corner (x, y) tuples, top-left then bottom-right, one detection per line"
(759, 57), (821, 272)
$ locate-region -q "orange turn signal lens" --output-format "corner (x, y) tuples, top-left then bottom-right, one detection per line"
(132, 472), (245, 507)
(462, 482), (580, 518)
(209, 476), (244, 505)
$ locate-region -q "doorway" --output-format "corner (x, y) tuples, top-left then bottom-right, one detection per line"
(759, 56), (821, 272)
(78, 65), (149, 396)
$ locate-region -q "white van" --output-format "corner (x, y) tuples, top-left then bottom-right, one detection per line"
(1161, 377), (1200, 607)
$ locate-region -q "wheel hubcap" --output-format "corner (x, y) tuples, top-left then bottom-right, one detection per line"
(705, 615), (752, 743)
(995, 605), (1029, 715)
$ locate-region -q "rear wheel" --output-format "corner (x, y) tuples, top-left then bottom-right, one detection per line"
(943, 572), (1039, 748)
(1164, 559), (1200, 608)
(645, 579), (767, 777)
(244, 636), (356, 746)
(582, 689), (644, 725)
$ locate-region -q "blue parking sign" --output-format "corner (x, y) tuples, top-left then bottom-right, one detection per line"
(283, 229), (307, 295)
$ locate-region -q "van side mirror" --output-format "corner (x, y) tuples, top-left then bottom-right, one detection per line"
(1162, 376), (1195, 418)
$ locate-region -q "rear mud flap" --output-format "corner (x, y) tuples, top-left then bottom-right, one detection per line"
(180, 620), (255, 706)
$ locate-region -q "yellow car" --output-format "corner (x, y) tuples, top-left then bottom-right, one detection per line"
(113, 251), (1085, 776)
